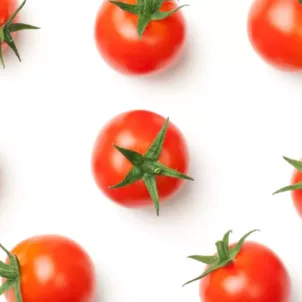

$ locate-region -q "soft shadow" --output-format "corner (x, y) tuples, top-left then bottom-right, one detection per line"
(127, 23), (202, 91)
(94, 269), (106, 302)
(267, 64), (302, 85)
(132, 152), (204, 221)
(144, 41), (195, 84)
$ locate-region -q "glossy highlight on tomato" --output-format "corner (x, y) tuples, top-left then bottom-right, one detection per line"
(248, 0), (302, 71)
(91, 110), (190, 210)
(94, 0), (186, 75)
(3, 235), (96, 302)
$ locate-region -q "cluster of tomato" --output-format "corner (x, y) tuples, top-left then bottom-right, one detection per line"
(1, 0), (302, 301)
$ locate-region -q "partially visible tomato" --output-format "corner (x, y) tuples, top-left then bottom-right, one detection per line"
(290, 167), (302, 216)
(1, 235), (96, 302)
(91, 110), (192, 215)
(94, 0), (187, 75)
(184, 230), (291, 302)
(247, 0), (302, 71)
(274, 156), (302, 217)
(0, 0), (17, 51)
(0, 0), (39, 67)
(0, 0), (16, 26)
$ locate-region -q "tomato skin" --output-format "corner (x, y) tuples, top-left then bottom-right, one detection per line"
(200, 242), (290, 302)
(0, 0), (17, 50)
(94, 0), (186, 75)
(0, 0), (16, 26)
(4, 235), (96, 302)
(290, 168), (302, 217)
(247, 0), (302, 71)
(91, 110), (189, 207)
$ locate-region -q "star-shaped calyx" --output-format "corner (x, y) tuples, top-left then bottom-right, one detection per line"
(183, 229), (260, 286)
(109, 0), (188, 37)
(0, 0), (40, 68)
(110, 117), (193, 216)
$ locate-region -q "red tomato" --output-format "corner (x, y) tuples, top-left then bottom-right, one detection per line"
(247, 0), (302, 71)
(274, 157), (302, 217)
(200, 242), (290, 302)
(0, 0), (17, 50)
(91, 110), (189, 208)
(0, 0), (16, 25)
(3, 235), (96, 302)
(94, 0), (186, 75)
(290, 165), (302, 216)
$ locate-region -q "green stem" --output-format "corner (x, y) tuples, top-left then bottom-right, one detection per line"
(0, 244), (22, 302)
(215, 241), (229, 262)
(0, 267), (18, 279)
(110, 0), (188, 37)
(184, 230), (259, 286)
(0, 0), (39, 68)
(110, 117), (193, 215)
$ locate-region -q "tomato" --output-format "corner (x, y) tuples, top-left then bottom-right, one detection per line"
(91, 110), (191, 215)
(94, 0), (187, 75)
(1, 235), (96, 302)
(185, 230), (290, 302)
(247, 0), (302, 71)
(0, 0), (17, 50)
(290, 167), (302, 216)
(274, 156), (302, 217)
(0, 0), (39, 67)
(0, 0), (16, 27)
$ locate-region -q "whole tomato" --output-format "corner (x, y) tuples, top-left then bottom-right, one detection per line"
(184, 230), (290, 302)
(91, 110), (192, 215)
(0, 235), (96, 302)
(274, 156), (302, 217)
(94, 0), (187, 75)
(0, 0), (39, 67)
(247, 0), (302, 71)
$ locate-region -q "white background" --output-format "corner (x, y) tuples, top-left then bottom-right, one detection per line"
(1, 0), (302, 301)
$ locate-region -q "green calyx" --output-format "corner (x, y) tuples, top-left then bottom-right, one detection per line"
(109, 117), (193, 216)
(183, 229), (260, 286)
(0, 0), (40, 68)
(109, 0), (188, 38)
(273, 156), (302, 195)
(0, 244), (22, 302)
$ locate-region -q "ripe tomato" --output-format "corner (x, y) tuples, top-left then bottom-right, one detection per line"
(0, 0), (39, 67)
(91, 110), (191, 214)
(185, 230), (290, 302)
(0, 0), (16, 26)
(0, 0), (17, 50)
(290, 167), (302, 216)
(274, 156), (302, 217)
(94, 0), (186, 75)
(247, 0), (302, 71)
(2, 235), (96, 302)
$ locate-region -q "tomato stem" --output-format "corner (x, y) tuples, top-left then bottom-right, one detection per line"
(109, 117), (193, 216)
(183, 229), (260, 286)
(109, 0), (188, 38)
(273, 156), (302, 195)
(0, 0), (40, 68)
(0, 243), (22, 302)
(215, 241), (229, 262)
